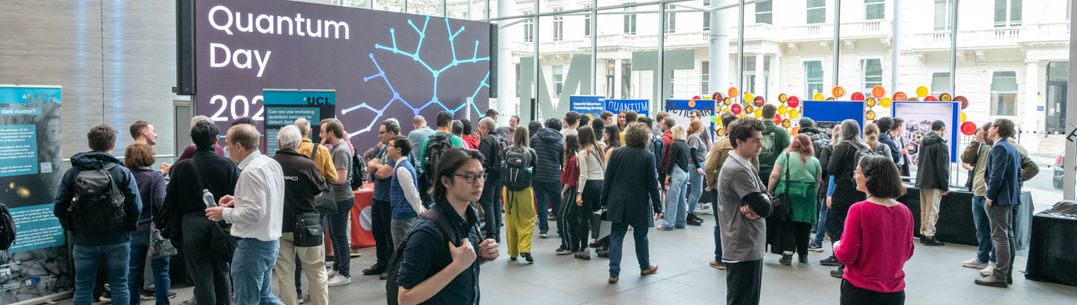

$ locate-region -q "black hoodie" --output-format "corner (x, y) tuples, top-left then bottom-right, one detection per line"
(54, 151), (142, 246)
(916, 132), (950, 191)
(530, 128), (564, 183)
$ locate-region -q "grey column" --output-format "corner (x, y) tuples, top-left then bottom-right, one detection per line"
(496, 0), (515, 122)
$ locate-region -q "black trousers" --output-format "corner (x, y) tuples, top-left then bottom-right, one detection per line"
(781, 221), (814, 256)
(577, 180), (603, 250)
(182, 214), (232, 305)
(478, 176), (503, 242)
(559, 186), (579, 251)
(828, 183), (865, 242)
(725, 259), (762, 305)
(841, 280), (905, 305)
(371, 199), (394, 266)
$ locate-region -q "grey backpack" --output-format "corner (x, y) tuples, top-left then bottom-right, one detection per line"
(69, 163), (126, 232)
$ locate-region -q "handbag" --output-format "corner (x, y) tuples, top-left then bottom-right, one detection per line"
(190, 158), (237, 260)
(148, 197), (178, 259)
(767, 153), (792, 220)
(293, 185), (325, 247)
(311, 143), (339, 215)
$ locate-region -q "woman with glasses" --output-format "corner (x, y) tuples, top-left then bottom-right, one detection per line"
(393, 148), (500, 305)
(600, 122), (662, 284)
(834, 154), (913, 305)
(502, 127), (539, 264)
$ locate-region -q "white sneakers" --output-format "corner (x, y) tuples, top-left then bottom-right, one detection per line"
(962, 258), (988, 269)
(327, 275), (352, 287)
(980, 265), (995, 276)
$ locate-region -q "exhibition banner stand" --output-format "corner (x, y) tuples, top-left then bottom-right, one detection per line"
(801, 100), (865, 129)
(605, 99), (650, 117)
(892, 101), (960, 166)
(0, 85), (70, 303)
(665, 99), (716, 127)
(568, 95), (605, 119)
(262, 89), (336, 155)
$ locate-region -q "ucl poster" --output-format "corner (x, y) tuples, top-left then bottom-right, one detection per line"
(0, 85), (70, 303)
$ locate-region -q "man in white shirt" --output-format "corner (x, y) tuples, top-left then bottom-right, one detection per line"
(206, 123), (286, 305)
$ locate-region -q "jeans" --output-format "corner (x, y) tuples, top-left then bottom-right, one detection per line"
(329, 199), (357, 276)
(274, 233), (328, 305)
(987, 204), (1016, 280)
(532, 181), (562, 234)
(390, 218), (419, 245)
(971, 196), (996, 263)
(182, 214), (231, 305)
(811, 202), (830, 246)
(710, 189), (722, 262)
(608, 222), (651, 277)
(725, 260), (763, 305)
(128, 233), (170, 305)
(232, 238), (284, 305)
(840, 280), (905, 305)
(479, 176), (503, 242)
(662, 167), (689, 228)
(686, 168), (703, 215)
(74, 242), (130, 305)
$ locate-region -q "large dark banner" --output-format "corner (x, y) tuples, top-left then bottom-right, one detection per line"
(194, 0), (491, 149)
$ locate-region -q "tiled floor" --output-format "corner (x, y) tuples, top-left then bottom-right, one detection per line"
(78, 218), (1076, 305)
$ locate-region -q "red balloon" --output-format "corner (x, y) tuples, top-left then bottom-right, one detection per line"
(753, 96), (766, 107)
(712, 92), (724, 101)
(693, 95), (702, 100)
(850, 92), (866, 101)
(961, 121), (978, 136)
(787, 96), (800, 108)
(731, 103), (742, 114)
(773, 114), (782, 125)
(924, 95), (938, 102)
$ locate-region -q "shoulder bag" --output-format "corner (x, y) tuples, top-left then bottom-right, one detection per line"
(767, 152), (792, 221)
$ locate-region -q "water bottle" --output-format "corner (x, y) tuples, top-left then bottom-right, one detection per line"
(202, 189), (216, 208)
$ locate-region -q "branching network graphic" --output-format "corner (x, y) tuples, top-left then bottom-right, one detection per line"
(342, 16), (491, 135)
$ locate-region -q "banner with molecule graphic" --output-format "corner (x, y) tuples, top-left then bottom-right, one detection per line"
(0, 85), (71, 303)
(193, 0), (491, 151)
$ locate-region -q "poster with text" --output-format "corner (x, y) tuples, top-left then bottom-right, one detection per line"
(605, 99), (650, 118)
(262, 89), (336, 156)
(568, 96), (605, 119)
(892, 101), (959, 173)
(0, 85), (70, 303)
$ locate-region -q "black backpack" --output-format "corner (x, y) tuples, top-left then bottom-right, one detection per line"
(502, 147), (533, 191)
(650, 134), (665, 170)
(385, 208), (460, 305)
(0, 202), (16, 250)
(423, 134), (454, 186)
(486, 134), (508, 172)
(68, 163), (126, 232)
(350, 145), (367, 190)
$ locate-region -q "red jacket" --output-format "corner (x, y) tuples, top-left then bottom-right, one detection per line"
(659, 130), (674, 174)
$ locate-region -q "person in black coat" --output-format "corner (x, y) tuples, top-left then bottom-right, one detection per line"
(915, 120), (950, 246)
(158, 120), (240, 305)
(876, 117), (902, 165)
(599, 122), (662, 284)
(820, 119), (869, 278)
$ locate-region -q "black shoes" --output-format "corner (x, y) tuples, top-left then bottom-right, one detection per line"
(799, 255), (808, 264)
(922, 237), (946, 246)
(521, 252), (534, 264)
(362, 264), (387, 276)
(686, 213), (704, 226)
(779, 254), (793, 266)
(820, 256), (842, 266)
(596, 248), (609, 258)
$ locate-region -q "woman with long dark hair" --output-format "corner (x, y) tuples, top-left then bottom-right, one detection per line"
(767, 134), (822, 265)
(835, 154), (913, 304)
(603, 124), (622, 164)
(821, 119), (869, 277)
(394, 148), (500, 304)
(600, 122), (662, 284)
(574, 126), (606, 260)
(557, 135), (581, 256)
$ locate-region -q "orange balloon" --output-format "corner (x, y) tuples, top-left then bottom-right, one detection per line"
(688, 100), (697, 108)
(871, 85), (886, 98)
(728, 87), (739, 99)
(924, 95), (939, 102)
(893, 92), (908, 101)
(832, 86), (846, 98)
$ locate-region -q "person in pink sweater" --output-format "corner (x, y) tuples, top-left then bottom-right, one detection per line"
(833, 154), (914, 305)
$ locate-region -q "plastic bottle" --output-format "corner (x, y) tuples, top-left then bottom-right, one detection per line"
(202, 189), (216, 208)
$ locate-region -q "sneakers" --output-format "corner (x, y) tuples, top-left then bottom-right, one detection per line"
(980, 265), (995, 276)
(521, 252), (534, 264)
(555, 247), (573, 255)
(962, 258), (988, 269)
(327, 270), (338, 279)
(921, 237), (946, 246)
(575, 250), (591, 261)
(539, 232), (549, 239)
(709, 260), (726, 270)
(830, 269), (843, 279)
(327, 275), (352, 287)
(808, 244), (824, 252)
(350, 248), (361, 258)
(974, 274), (1009, 288)
(819, 256), (842, 266)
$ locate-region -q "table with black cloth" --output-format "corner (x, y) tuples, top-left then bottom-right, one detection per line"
(896, 186), (1034, 247)
(1025, 211), (1077, 286)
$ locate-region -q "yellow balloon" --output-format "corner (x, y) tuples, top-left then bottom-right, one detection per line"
(916, 86), (929, 98)
(788, 108), (800, 118)
(813, 93), (825, 100)
(866, 110), (877, 120)
(880, 97), (893, 108)
(959, 111), (967, 122)
(865, 97), (877, 108)
(744, 93), (755, 103)
(778, 105), (789, 115)
(753, 108), (763, 118)
(704, 95), (713, 100)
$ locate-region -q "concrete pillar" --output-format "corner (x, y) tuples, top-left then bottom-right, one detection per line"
(709, 0), (731, 96)
(496, 0), (516, 123)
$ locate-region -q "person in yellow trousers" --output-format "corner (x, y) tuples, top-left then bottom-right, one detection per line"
(501, 126), (539, 264)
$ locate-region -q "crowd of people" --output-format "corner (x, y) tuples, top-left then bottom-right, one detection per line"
(52, 104), (1032, 305)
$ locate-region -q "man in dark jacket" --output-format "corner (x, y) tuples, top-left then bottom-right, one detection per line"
(599, 122), (662, 283)
(158, 120), (240, 305)
(530, 119), (564, 237)
(272, 125), (330, 305)
(915, 120), (950, 246)
(876, 117), (902, 164)
(757, 104), (790, 187)
(976, 118), (1022, 288)
(54, 124), (142, 305)
(477, 117), (504, 241)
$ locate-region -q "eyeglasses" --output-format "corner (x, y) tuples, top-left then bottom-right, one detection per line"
(454, 172), (487, 184)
